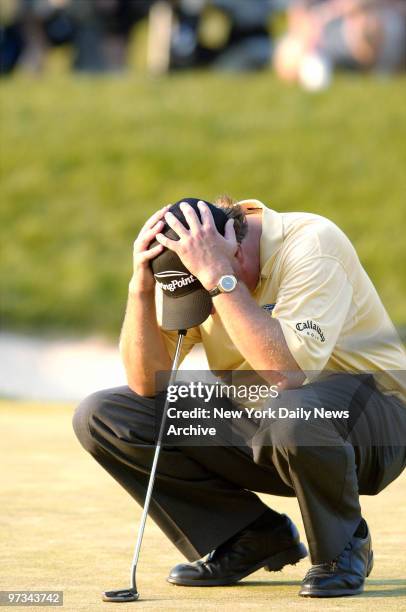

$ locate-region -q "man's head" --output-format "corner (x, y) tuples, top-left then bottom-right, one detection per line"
(150, 196), (260, 330)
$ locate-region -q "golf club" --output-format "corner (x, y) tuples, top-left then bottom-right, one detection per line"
(102, 329), (187, 603)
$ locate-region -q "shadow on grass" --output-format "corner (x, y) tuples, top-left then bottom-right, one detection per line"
(237, 580), (302, 587)
(362, 579), (406, 598)
(236, 578), (406, 599)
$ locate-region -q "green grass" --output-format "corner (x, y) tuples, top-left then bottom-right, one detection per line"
(1, 73), (405, 336)
(1, 401), (405, 611)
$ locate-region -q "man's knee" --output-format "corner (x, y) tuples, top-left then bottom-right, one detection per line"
(73, 386), (158, 452)
(255, 388), (309, 451)
(72, 388), (115, 452)
(252, 388), (348, 470)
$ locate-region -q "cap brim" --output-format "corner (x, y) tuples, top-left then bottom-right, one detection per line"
(159, 287), (212, 331)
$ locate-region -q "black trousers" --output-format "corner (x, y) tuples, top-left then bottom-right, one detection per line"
(72, 373), (406, 564)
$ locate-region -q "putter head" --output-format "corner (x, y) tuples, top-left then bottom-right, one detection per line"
(102, 588), (139, 603)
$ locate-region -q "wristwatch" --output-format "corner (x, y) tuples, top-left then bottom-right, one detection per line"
(208, 274), (238, 297)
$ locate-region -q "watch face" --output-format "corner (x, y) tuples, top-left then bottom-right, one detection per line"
(220, 275), (237, 292)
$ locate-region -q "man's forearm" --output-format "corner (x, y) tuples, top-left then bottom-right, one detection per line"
(212, 282), (305, 388)
(119, 288), (171, 396)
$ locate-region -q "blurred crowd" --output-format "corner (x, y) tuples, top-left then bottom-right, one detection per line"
(1, 0), (405, 88)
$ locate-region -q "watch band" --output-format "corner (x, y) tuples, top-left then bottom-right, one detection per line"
(208, 274), (238, 297)
(208, 286), (221, 297)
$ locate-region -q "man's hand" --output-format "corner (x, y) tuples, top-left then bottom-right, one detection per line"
(129, 205), (170, 294)
(156, 201), (237, 290)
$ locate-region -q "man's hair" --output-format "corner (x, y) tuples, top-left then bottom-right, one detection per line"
(214, 195), (248, 243)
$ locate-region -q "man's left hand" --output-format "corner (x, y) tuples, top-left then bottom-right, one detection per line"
(155, 201), (237, 290)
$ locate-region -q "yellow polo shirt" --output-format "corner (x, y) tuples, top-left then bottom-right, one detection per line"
(160, 200), (406, 404)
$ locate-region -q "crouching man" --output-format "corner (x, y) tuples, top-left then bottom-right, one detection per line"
(73, 197), (406, 597)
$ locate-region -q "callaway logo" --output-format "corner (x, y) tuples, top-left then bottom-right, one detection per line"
(296, 320), (326, 343)
(154, 270), (196, 292)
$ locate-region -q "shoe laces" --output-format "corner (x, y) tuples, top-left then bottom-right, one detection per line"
(306, 560), (337, 578)
(306, 541), (353, 577)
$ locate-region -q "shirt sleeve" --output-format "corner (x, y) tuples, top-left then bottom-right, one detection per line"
(272, 255), (353, 378)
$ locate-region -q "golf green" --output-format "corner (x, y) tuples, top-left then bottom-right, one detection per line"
(1, 401), (405, 611)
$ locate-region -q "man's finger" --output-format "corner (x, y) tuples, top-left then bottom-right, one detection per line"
(198, 200), (216, 229)
(224, 218), (236, 243)
(137, 243), (164, 263)
(142, 205), (171, 232)
(180, 202), (201, 233)
(156, 232), (180, 252)
(135, 220), (164, 251)
(164, 211), (188, 238)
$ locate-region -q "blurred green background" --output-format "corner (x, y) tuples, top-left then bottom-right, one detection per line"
(1, 72), (406, 337)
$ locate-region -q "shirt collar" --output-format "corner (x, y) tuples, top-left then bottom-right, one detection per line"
(238, 199), (284, 278)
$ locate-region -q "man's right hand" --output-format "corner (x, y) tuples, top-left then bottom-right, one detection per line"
(129, 205), (170, 295)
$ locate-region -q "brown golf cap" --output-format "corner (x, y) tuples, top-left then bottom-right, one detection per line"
(150, 198), (228, 330)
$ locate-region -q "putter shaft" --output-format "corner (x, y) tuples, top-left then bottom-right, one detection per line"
(129, 329), (187, 588)
(103, 330), (186, 602)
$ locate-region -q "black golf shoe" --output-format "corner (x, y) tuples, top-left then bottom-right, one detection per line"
(167, 512), (308, 586)
(299, 520), (373, 598)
